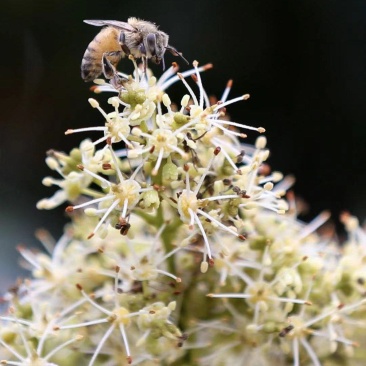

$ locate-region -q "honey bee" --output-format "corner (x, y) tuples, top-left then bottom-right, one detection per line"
(81, 17), (188, 82)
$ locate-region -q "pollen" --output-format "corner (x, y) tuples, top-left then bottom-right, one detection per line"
(111, 307), (131, 326)
(149, 129), (179, 156)
(177, 190), (198, 222)
(111, 180), (141, 208)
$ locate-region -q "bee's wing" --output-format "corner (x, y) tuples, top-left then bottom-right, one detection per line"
(83, 20), (137, 32)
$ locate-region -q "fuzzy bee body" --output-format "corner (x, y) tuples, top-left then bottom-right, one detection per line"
(81, 17), (188, 82)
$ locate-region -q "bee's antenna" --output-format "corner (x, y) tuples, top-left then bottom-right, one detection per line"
(166, 45), (189, 65)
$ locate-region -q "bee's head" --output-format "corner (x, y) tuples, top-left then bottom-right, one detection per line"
(145, 31), (169, 69)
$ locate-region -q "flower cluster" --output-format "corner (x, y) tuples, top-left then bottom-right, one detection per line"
(1, 54), (366, 366)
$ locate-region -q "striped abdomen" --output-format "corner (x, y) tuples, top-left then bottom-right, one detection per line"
(81, 27), (122, 82)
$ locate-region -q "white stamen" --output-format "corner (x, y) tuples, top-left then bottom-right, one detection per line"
(109, 145), (124, 183)
(119, 324), (132, 362)
(190, 209), (212, 259)
(152, 148), (165, 175)
(45, 335), (83, 361)
(220, 79), (233, 103)
(293, 338), (300, 366)
(121, 198), (129, 218)
(177, 73), (199, 105)
(197, 209), (238, 237)
(65, 126), (107, 135)
(298, 210), (331, 240)
(72, 195), (115, 210)
(91, 198), (121, 236)
(300, 337), (321, 366)
(210, 118), (263, 132)
(213, 95), (249, 111)
(88, 323), (116, 366)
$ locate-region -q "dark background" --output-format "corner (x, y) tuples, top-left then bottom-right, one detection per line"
(1, 0), (366, 291)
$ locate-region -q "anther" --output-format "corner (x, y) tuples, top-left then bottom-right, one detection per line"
(203, 63), (213, 70)
(90, 85), (101, 93)
(236, 151), (245, 163)
(279, 325), (294, 337)
(120, 223), (131, 236)
(200, 261), (208, 273)
(232, 186), (241, 194)
(153, 184), (165, 191)
(102, 163), (112, 170)
(88, 98), (99, 108)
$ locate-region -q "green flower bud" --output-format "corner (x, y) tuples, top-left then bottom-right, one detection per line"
(173, 112), (190, 127)
(163, 162), (179, 182)
(120, 89), (147, 108)
(249, 236), (268, 250)
(140, 190), (160, 211)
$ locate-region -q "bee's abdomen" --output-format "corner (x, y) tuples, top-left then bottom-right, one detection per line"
(81, 43), (102, 82)
(81, 27), (121, 82)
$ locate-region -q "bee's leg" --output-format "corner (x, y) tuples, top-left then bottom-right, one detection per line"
(101, 50), (123, 79)
(102, 54), (127, 89)
(119, 32), (131, 56)
(146, 34), (157, 56)
(139, 43), (147, 56)
(142, 57), (148, 74)
(138, 43), (148, 74)
(102, 53), (119, 79)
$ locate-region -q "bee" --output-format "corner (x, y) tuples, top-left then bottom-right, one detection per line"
(81, 17), (188, 82)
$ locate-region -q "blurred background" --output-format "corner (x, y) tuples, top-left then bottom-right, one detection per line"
(1, 0), (366, 291)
